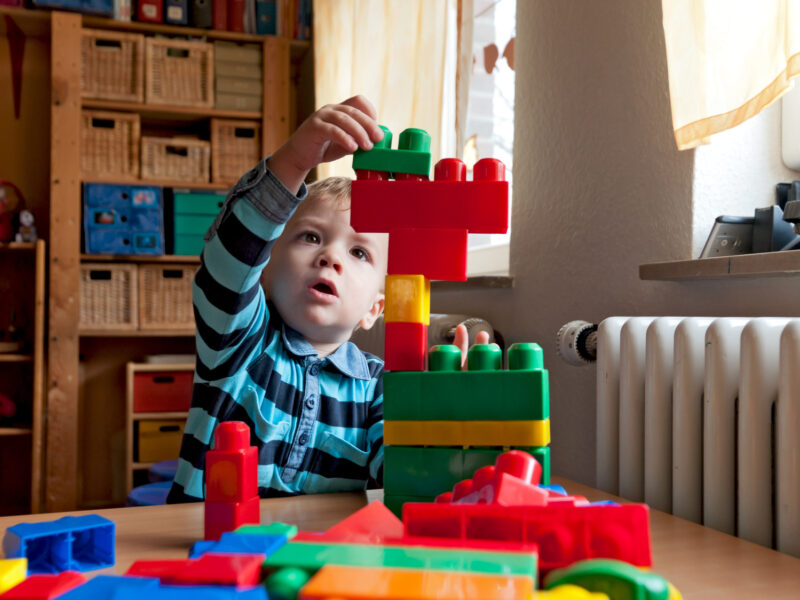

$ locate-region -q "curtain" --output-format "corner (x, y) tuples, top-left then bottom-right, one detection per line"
(313, 0), (457, 179)
(662, 0), (800, 150)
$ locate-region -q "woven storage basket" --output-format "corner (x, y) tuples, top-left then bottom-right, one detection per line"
(141, 137), (211, 183)
(138, 264), (196, 330)
(81, 110), (141, 178)
(80, 263), (138, 330)
(146, 38), (214, 107)
(81, 29), (145, 102)
(211, 119), (261, 183)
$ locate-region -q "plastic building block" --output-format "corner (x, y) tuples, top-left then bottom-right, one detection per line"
(537, 585), (610, 600)
(382, 495), (436, 519)
(264, 567), (311, 600)
(352, 126), (432, 178)
(127, 553), (265, 587)
(384, 275), (430, 325)
(350, 158), (508, 234)
(384, 322), (427, 372)
(387, 228), (468, 281)
(58, 576), (159, 600)
(113, 584), (267, 600)
(0, 571), (86, 600)
(0, 560), (26, 595)
(544, 559), (670, 600)
(235, 523), (298, 538)
(451, 451), (548, 506)
(320, 501), (404, 544)
(383, 419), (550, 447)
(204, 421), (260, 541)
(3, 515), (115, 574)
(403, 503), (652, 572)
(264, 541), (537, 578)
(188, 532), (288, 559)
(298, 564), (534, 600)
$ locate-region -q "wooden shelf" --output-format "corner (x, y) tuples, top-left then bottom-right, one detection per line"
(0, 242), (37, 252)
(132, 461), (155, 470)
(81, 254), (200, 264)
(134, 411), (189, 420)
(0, 6), (51, 38)
(80, 329), (195, 337)
(82, 176), (233, 191)
(82, 99), (261, 122)
(0, 427), (32, 437)
(640, 251), (800, 281)
(0, 354), (33, 363)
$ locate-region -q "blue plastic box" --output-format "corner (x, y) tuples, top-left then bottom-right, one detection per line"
(2, 515), (115, 574)
(84, 183), (164, 256)
(31, 0), (114, 16)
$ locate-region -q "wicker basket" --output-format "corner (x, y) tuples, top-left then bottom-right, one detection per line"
(80, 263), (138, 330)
(141, 137), (211, 183)
(138, 264), (196, 330)
(146, 38), (214, 107)
(81, 110), (141, 178)
(211, 119), (261, 183)
(81, 29), (145, 102)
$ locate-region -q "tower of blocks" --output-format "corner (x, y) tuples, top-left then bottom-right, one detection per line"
(351, 129), (550, 514)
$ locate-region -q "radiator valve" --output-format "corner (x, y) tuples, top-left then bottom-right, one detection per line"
(556, 320), (598, 365)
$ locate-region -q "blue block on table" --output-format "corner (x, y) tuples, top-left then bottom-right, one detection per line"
(60, 576), (159, 600)
(189, 532), (288, 558)
(115, 584), (267, 600)
(3, 515), (115, 573)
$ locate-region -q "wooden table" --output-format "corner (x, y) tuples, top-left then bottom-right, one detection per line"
(2, 480), (799, 599)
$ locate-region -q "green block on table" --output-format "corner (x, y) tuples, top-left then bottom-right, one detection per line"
(544, 559), (670, 600)
(384, 446), (550, 497)
(236, 522), (298, 538)
(264, 541), (537, 579)
(383, 369), (549, 421)
(383, 494), (434, 518)
(173, 235), (205, 256)
(352, 126), (432, 177)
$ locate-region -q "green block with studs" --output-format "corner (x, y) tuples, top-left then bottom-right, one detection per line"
(352, 126), (432, 177)
(384, 343), (549, 421)
(235, 523), (298, 538)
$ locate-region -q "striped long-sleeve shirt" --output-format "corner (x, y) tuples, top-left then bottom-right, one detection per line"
(167, 159), (384, 503)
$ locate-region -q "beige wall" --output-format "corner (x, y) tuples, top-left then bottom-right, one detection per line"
(433, 0), (800, 485)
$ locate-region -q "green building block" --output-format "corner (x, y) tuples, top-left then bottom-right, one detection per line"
(383, 494), (434, 518)
(264, 566), (311, 600)
(544, 559), (670, 600)
(264, 541), (537, 579)
(352, 125), (432, 177)
(384, 369), (548, 421)
(235, 522), (298, 539)
(384, 446), (550, 497)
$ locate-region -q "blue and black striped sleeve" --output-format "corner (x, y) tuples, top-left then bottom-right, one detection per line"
(365, 356), (385, 487)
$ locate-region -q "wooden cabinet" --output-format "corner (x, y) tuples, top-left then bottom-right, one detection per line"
(0, 241), (46, 515)
(0, 5), (312, 510)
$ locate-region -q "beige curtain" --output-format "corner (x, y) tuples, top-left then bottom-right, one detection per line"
(662, 0), (800, 150)
(313, 0), (457, 179)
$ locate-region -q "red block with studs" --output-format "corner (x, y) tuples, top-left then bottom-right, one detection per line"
(384, 322), (428, 372)
(387, 228), (468, 281)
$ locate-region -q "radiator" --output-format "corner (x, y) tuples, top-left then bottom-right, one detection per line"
(596, 316), (800, 556)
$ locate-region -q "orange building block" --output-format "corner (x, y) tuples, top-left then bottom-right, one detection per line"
(384, 275), (430, 325)
(298, 564), (533, 600)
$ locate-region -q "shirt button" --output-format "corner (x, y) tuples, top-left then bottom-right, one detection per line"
(309, 364), (320, 376)
(305, 397), (316, 410)
(298, 433), (309, 445)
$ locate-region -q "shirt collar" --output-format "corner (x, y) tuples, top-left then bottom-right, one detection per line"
(281, 323), (371, 380)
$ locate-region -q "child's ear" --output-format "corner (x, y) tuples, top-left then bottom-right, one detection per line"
(359, 292), (385, 331)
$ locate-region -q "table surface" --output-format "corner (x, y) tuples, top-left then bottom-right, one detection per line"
(2, 478), (799, 599)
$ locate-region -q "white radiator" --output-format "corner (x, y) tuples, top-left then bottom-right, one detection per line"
(596, 316), (800, 556)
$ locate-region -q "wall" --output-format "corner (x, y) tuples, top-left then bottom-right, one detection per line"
(432, 0), (800, 486)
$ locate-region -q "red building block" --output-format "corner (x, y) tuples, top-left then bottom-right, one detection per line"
(457, 451), (547, 506)
(127, 553), (265, 587)
(384, 322), (427, 372)
(320, 501), (405, 544)
(206, 422), (258, 503)
(403, 502), (652, 573)
(126, 559), (191, 580)
(387, 228), (468, 281)
(205, 496), (261, 542)
(0, 571), (86, 600)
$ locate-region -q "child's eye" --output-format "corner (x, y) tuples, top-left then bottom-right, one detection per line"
(351, 247), (370, 261)
(302, 232), (320, 244)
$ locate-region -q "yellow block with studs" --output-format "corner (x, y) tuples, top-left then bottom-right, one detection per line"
(384, 274), (430, 324)
(0, 558), (26, 594)
(384, 419), (550, 447)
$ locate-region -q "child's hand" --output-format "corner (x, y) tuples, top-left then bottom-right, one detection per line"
(453, 323), (491, 370)
(268, 95), (384, 193)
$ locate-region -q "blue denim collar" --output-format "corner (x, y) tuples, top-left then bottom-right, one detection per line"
(281, 323), (371, 380)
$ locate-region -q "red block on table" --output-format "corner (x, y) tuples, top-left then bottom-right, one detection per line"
(136, 0), (163, 22)
(0, 571), (86, 600)
(384, 322), (427, 372)
(126, 559), (190, 580)
(212, 0), (228, 29)
(227, 0), (245, 31)
(387, 228), (468, 281)
(456, 451), (547, 506)
(127, 553), (264, 587)
(205, 496), (260, 541)
(133, 371), (193, 412)
(317, 501), (404, 544)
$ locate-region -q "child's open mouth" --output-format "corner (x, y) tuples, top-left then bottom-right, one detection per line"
(309, 279), (338, 301)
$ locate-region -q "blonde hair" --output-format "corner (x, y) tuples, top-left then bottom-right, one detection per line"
(306, 176), (352, 208)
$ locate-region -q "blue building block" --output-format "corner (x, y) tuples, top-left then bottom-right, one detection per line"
(540, 484), (567, 496)
(3, 515), (115, 574)
(59, 576), (158, 600)
(114, 584), (268, 600)
(189, 532), (288, 559)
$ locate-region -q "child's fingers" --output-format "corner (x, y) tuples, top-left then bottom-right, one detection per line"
(338, 104), (384, 143)
(319, 122), (359, 153)
(453, 324), (469, 370)
(475, 330), (490, 345)
(341, 94), (378, 121)
(321, 108), (374, 151)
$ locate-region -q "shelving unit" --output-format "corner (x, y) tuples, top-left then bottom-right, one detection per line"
(0, 240), (46, 515)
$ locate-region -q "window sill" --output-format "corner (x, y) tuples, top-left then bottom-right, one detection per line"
(640, 251), (800, 280)
(432, 276), (514, 291)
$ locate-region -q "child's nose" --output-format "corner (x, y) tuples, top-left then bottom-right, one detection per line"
(316, 250), (343, 274)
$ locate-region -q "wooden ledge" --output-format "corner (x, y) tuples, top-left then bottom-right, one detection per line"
(640, 251), (800, 281)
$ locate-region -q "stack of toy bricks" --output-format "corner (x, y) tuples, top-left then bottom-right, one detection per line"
(351, 128), (550, 515)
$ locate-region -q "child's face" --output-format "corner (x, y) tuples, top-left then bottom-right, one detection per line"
(263, 195), (387, 350)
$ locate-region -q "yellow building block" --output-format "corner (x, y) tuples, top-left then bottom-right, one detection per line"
(384, 275), (430, 324)
(534, 584), (609, 599)
(0, 558), (26, 594)
(299, 564), (533, 600)
(384, 419), (550, 447)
